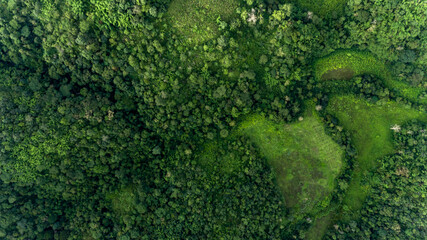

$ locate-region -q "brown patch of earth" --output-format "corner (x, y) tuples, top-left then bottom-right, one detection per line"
(321, 68), (355, 81)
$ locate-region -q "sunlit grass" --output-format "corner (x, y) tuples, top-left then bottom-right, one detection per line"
(236, 103), (344, 217)
(314, 50), (426, 104)
(166, 0), (239, 44)
(106, 185), (137, 215)
(292, 0), (347, 17)
(326, 95), (426, 217)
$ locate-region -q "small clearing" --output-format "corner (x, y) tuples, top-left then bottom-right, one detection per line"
(315, 50), (426, 104)
(237, 103), (344, 217)
(293, 0), (347, 17)
(166, 0), (239, 44)
(326, 95), (426, 217)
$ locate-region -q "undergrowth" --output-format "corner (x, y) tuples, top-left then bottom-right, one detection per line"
(287, 0), (347, 17)
(166, 0), (239, 44)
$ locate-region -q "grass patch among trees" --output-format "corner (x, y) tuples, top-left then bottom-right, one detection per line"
(197, 103), (344, 221)
(166, 0), (239, 44)
(315, 50), (426, 104)
(326, 95), (427, 218)
(106, 185), (138, 216)
(197, 139), (247, 177)
(293, 0), (347, 17)
(236, 103), (344, 218)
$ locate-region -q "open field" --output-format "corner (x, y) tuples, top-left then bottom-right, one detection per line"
(237, 103), (344, 217)
(326, 95), (426, 217)
(315, 50), (426, 104)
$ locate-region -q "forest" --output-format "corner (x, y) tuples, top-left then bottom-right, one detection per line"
(0, 0), (425, 239)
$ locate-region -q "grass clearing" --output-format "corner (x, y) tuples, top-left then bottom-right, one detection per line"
(166, 0), (239, 44)
(326, 95), (426, 217)
(106, 185), (137, 215)
(315, 50), (426, 104)
(305, 207), (336, 240)
(291, 0), (347, 17)
(237, 103), (344, 217)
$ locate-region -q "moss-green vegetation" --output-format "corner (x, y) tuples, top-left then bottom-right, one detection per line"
(197, 139), (246, 176)
(306, 209), (336, 240)
(315, 50), (427, 104)
(325, 122), (427, 239)
(166, 0), (239, 44)
(106, 185), (137, 215)
(236, 103), (343, 217)
(197, 103), (344, 219)
(293, 0), (347, 17)
(326, 95), (426, 217)
(314, 50), (385, 81)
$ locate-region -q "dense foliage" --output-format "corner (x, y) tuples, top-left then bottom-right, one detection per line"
(0, 0), (425, 239)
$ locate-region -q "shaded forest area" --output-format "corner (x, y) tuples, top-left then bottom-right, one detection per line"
(0, 0), (425, 239)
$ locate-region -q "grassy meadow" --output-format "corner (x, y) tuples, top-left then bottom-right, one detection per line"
(315, 50), (426, 104)
(326, 95), (426, 217)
